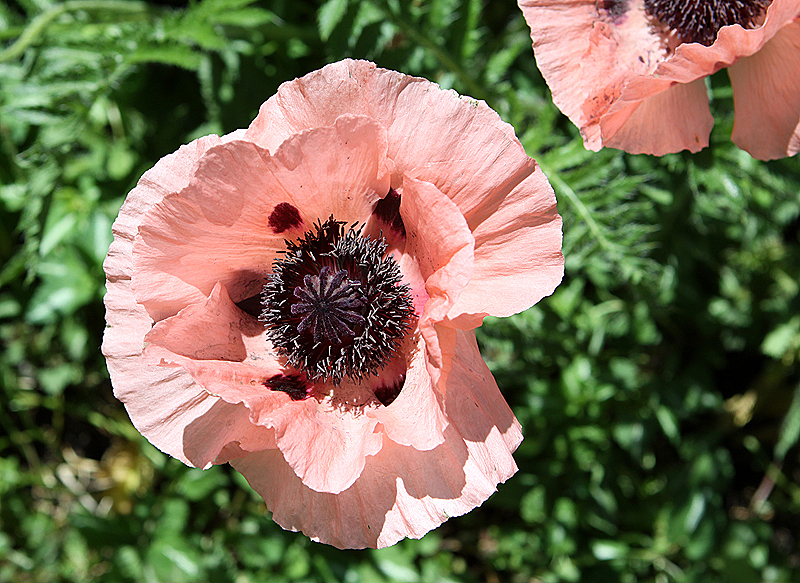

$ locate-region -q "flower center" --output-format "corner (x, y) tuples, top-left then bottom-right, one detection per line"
(291, 266), (366, 345)
(644, 0), (772, 46)
(261, 217), (415, 384)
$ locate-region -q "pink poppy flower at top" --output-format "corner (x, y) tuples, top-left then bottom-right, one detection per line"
(103, 59), (564, 549)
(517, 0), (800, 159)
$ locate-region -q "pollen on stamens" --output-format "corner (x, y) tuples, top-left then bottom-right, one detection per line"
(260, 217), (415, 384)
(644, 0), (772, 46)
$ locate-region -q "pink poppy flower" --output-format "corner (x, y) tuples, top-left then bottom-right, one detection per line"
(518, 0), (800, 159)
(103, 59), (563, 549)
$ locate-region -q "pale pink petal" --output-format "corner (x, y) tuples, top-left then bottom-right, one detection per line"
(367, 80), (533, 227)
(443, 330), (523, 452)
(401, 176), (474, 323)
(105, 298), (240, 467)
(103, 131), (257, 469)
(446, 167), (563, 327)
(104, 279), (155, 359)
(181, 400), (277, 467)
(244, 59), (549, 239)
(232, 332), (519, 549)
(106, 277), (276, 469)
(138, 278), (280, 398)
(145, 281), (273, 362)
(427, 323), (458, 388)
(398, 175), (474, 367)
(601, 78), (713, 154)
(573, 5), (715, 153)
(132, 115), (391, 321)
(518, 0), (669, 149)
(518, 0), (800, 155)
(729, 20), (800, 160)
(232, 448), (391, 549)
(146, 281), (250, 362)
(368, 335), (448, 451)
(261, 399), (383, 494)
(141, 281), (287, 411)
(103, 133), (232, 282)
(147, 353), (384, 495)
(146, 346), (288, 416)
(518, 0), (605, 149)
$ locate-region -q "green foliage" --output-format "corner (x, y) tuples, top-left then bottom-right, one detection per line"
(1, 1), (800, 582)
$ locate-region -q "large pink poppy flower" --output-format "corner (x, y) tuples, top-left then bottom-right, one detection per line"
(518, 0), (800, 159)
(103, 59), (564, 549)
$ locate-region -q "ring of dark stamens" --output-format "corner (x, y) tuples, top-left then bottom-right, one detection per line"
(644, 0), (771, 46)
(261, 217), (415, 385)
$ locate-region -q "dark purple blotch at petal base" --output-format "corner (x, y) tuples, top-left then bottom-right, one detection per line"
(373, 375), (405, 406)
(236, 294), (264, 318)
(264, 373), (309, 400)
(600, 0), (629, 20)
(372, 189), (406, 238)
(269, 202), (304, 234)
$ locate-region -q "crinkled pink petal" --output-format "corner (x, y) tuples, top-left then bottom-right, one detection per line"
(398, 175), (474, 368)
(149, 350), (384, 496)
(132, 115), (390, 321)
(138, 282), (284, 421)
(442, 330), (523, 452)
(518, 0), (800, 156)
(446, 166), (563, 328)
(368, 335), (448, 451)
(142, 282), (286, 410)
(244, 59), (553, 242)
(258, 398), (383, 494)
(105, 277), (274, 471)
(357, 174), (482, 452)
(729, 19), (800, 160)
(232, 332), (520, 549)
(103, 131), (265, 469)
(601, 78), (713, 154)
(401, 176), (474, 324)
(182, 399), (277, 467)
(145, 281), (266, 362)
(103, 132), (242, 283)
(517, 0), (668, 149)
(146, 348), (288, 419)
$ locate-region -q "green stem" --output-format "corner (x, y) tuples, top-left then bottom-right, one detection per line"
(0, 0), (150, 63)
